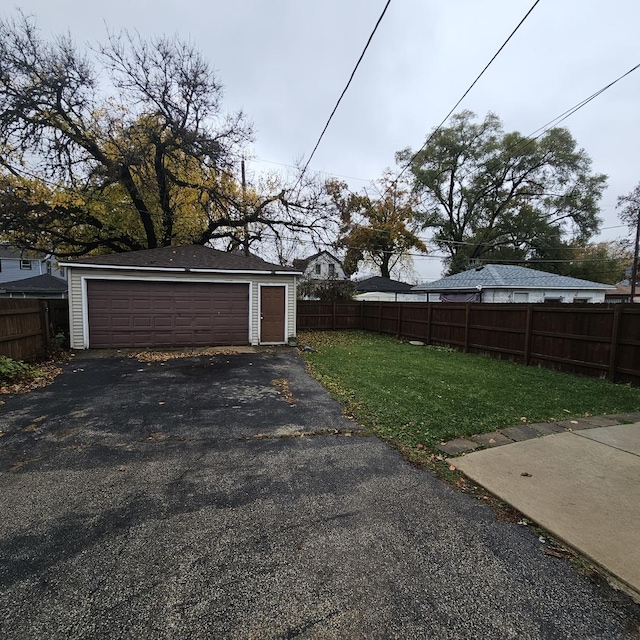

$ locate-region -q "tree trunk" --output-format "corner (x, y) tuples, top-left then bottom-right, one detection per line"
(380, 254), (391, 279)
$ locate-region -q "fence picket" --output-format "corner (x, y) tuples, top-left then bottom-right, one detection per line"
(297, 300), (640, 385)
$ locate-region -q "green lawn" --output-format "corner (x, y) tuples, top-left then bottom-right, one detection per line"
(299, 330), (640, 449)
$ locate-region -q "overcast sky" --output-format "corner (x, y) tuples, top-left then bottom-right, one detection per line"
(8, 0), (640, 279)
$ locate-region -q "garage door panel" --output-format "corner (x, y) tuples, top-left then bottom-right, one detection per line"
(112, 317), (135, 329)
(87, 281), (249, 348)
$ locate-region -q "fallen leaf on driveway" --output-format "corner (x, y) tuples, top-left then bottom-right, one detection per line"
(521, 472), (532, 477)
(118, 466), (127, 472)
(158, 401), (165, 405)
(449, 464), (456, 471)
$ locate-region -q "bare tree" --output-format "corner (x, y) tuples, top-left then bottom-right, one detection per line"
(0, 13), (330, 257)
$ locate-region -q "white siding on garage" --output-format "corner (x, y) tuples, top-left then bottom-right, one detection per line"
(67, 267), (297, 349)
(354, 292), (429, 302)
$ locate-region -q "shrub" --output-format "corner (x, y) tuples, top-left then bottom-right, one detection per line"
(0, 356), (39, 383)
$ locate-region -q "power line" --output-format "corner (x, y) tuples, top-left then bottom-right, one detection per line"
(253, 156), (371, 183)
(525, 62), (640, 142)
(392, 0), (541, 187)
(294, 0), (392, 190)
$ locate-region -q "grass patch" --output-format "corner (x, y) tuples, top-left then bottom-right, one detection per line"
(299, 330), (640, 449)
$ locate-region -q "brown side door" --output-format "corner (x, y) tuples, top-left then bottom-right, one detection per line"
(260, 286), (286, 343)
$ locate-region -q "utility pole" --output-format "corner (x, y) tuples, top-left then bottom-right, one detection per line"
(631, 210), (640, 303)
(241, 158), (249, 256)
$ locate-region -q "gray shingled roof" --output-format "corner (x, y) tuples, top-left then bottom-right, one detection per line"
(1, 274), (67, 293)
(61, 245), (300, 273)
(413, 264), (614, 291)
(355, 276), (414, 293)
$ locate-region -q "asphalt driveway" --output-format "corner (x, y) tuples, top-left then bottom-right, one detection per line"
(0, 351), (638, 639)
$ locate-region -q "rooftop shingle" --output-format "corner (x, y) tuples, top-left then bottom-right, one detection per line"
(61, 245), (300, 273)
(355, 276), (414, 293)
(413, 264), (614, 291)
(1, 274), (67, 293)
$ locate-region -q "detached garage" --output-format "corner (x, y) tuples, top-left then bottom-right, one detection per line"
(61, 245), (301, 349)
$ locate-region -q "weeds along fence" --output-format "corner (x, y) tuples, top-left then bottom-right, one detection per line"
(0, 299), (69, 361)
(297, 301), (640, 386)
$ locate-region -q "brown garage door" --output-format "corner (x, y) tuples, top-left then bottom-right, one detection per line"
(87, 280), (250, 348)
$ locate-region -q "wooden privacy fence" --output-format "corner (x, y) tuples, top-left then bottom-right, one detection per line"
(0, 299), (68, 361)
(297, 301), (640, 386)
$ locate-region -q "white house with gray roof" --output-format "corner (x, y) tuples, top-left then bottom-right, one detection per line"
(412, 264), (614, 303)
(0, 245), (65, 285)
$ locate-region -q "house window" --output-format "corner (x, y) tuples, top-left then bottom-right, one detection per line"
(46, 261), (52, 274)
(328, 263), (335, 277)
(544, 296), (563, 303)
(20, 260), (32, 270)
(315, 264), (322, 275)
(513, 292), (529, 302)
(573, 297), (590, 303)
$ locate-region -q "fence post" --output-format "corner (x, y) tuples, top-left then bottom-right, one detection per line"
(608, 304), (623, 382)
(396, 304), (403, 338)
(39, 300), (50, 353)
(359, 301), (364, 330)
(378, 301), (383, 332)
(523, 305), (533, 365)
(332, 301), (337, 330)
(464, 304), (471, 353)
(426, 303), (433, 345)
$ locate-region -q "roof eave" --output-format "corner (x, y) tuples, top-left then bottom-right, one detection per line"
(415, 284), (614, 292)
(60, 262), (301, 275)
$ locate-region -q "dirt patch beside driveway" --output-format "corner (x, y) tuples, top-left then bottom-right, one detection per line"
(0, 352), (638, 639)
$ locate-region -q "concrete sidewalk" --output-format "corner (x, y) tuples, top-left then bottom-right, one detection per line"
(450, 422), (640, 601)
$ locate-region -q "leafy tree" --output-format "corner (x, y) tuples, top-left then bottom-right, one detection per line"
(398, 111), (607, 274)
(297, 276), (355, 301)
(617, 182), (640, 293)
(327, 174), (427, 278)
(0, 14), (327, 257)
(553, 241), (631, 284)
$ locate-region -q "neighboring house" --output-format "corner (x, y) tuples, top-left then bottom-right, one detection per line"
(60, 245), (302, 349)
(292, 251), (348, 282)
(0, 245), (65, 285)
(0, 274), (68, 299)
(354, 276), (428, 302)
(605, 283), (640, 303)
(412, 264), (614, 303)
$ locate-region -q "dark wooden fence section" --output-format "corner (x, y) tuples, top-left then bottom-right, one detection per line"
(297, 301), (640, 385)
(47, 299), (70, 337)
(0, 299), (69, 361)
